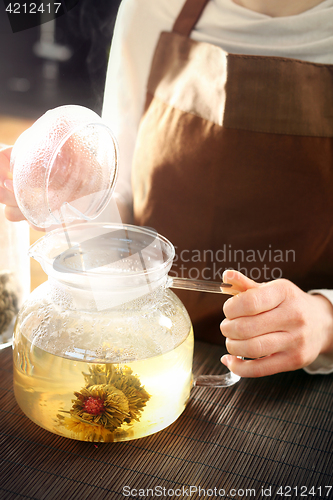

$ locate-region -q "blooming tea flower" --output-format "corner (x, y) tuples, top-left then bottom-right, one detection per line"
(58, 363), (150, 442)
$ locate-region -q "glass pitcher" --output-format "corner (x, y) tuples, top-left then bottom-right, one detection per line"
(13, 223), (194, 443)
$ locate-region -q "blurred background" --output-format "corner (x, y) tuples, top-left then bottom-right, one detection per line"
(0, 0), (122, 118)
(0, 0), (122, 289)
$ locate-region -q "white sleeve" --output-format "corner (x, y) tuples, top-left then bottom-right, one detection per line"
(101, 0), (184, 212)
(304, 289), (333, 375)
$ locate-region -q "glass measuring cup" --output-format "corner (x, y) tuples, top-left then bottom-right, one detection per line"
(10, 105), (118, 228)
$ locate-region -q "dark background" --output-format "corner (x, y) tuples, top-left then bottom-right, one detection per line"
(0, 0), (122, 119)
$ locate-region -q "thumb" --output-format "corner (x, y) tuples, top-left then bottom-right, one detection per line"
(222, 269), (261, 293)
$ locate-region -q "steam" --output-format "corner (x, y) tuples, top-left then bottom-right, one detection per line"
(66, 0), (122, 112)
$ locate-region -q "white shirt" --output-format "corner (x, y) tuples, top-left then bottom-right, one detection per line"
(103, 0), (333, 204)
(101, 0), (333, 374)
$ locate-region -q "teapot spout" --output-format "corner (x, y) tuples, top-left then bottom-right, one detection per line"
(28, 233), (51, 269)
(51, 201), (92, 226)
(28, 229), (66, 275)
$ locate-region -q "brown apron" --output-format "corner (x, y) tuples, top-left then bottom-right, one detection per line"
(132, 0), (333, 344)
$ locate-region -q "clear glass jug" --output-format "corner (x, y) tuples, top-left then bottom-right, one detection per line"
(13, 223), (194, 443)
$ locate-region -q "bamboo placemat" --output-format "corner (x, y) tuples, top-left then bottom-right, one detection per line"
(1, 342), (332, 500)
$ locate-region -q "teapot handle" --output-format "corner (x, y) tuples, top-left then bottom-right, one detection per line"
(166, 276), (241, 295)
(194, 370), (241, 388)
(166, 276), (242, 388)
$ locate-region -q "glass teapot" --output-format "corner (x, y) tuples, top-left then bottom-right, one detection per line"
(13, 223), (240, 443)
(13, 223), (193, 442)
(11, 106), (240, 443)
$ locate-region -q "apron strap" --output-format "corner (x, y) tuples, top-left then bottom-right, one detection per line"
(172, 0), (210, 37)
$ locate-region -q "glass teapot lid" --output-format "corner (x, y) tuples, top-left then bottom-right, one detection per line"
(11, 105), (118, 228)
(30, 223), (175, 309)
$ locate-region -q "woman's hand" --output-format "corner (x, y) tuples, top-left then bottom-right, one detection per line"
(220, 270), (333, 377)
(0, 146), (25, 222)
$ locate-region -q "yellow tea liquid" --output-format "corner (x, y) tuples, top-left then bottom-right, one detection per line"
(13, 328), (194, 442)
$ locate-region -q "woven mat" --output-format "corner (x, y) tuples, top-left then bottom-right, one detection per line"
(1, 343), (332, 500)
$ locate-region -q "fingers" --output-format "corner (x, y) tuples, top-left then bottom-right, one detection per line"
(0, 146), (26, 222)
(0, 186), (26, 221)
(225, 331), (293, 359)
(221, 304), (296, 340)
(0, 181), (26, 222)
(4, 178), (13, 191)
(0, 146), (12, 160)
(0, 147), (12, 179)
(0, 165), (12, 189)
(223, 279), (288, 319)
(220, 273), (333, 377)
(4, 205), (26, 222)
(0, 146), (16, 207)
(0, 183), (24, 221)
(221, 351), (292, 378)
(0, 186), (17, 207)
(220, 274), (299, 377)
(222, 269), (260, 292)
